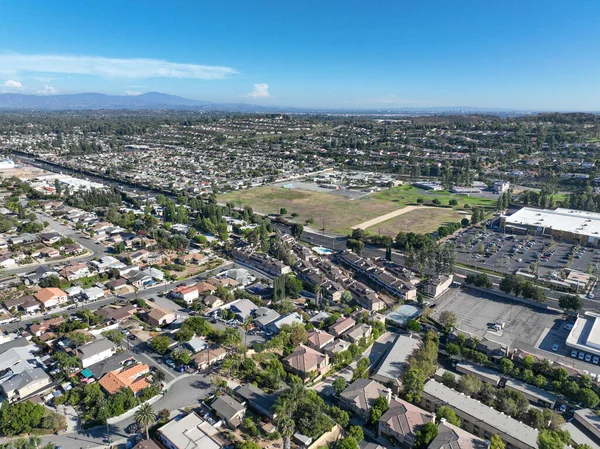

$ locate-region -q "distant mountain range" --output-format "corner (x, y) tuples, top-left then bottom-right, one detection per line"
(0, 91), (545, 116)
(0, 92), (280, 112)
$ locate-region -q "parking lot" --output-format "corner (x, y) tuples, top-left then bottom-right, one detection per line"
(433, 286), (562, 349)
(454, 228), (600, 298)
(433, 286), (600, 373)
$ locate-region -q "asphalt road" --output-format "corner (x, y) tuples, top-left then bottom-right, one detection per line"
(2, 262), (234, 333)
(33, 374), (213, 449)
(2, 212), (106, 276)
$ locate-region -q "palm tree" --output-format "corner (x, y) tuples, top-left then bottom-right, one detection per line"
(271, 382), (304, 449)
(275, 416), (295, 449)
(135, 403), (156, 440)
(241, 317), (253, 360)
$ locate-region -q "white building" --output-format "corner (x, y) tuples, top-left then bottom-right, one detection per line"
(492, 180), (510, 193)
(566, 311), (600, 357)
(158, 412), (221, 449)
(502, 207), (600, 245)
(82, 287), (105, 301)
(78, 339), (116, 368)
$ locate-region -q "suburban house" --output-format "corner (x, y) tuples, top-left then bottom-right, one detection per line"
(99, 363), (150, 396)
(329, 316), (356, 337)
(171, 285), (199, 304)
(340, 378), (392, 418)
(203, 295), (224, 309)
(96, 305), (137, 322)
(78, 339), (117, 368)
(253, 307), (280, 329)
(283, 344), (330, 381)
(4, 295), (40, 314)
(266, 312), (303, 334)
(29, 317), (65, 337)
(323, 339), (351, 357)
(0, 367), (51, 402)
(306, 329), (335, 351)
(342, 323), (372, 343)
(83, 286), (105, 301)
(157, 412), (221, 449)
(235, 383), (280, 420)
(61, 262), (90, 281)
(210, 394), (246, 429)
(34, 287), (68, 308)
(196, 282), (217, 296)
(378, 397), (434, 447)
(147, 307), (176, 327)
(191, 347), (228, 370)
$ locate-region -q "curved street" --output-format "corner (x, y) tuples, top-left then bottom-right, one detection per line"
(36, 374), (214, 449)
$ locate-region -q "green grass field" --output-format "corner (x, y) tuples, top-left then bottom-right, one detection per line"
(373, 185), (496, 208)
(219, 184), (495, 235)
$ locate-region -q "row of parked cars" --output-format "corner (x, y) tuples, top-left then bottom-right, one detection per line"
(570, 349), (600, 365)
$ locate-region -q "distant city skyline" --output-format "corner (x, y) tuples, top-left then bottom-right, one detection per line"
(0, 0), (598, 110)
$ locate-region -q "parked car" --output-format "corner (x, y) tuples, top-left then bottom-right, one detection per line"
(586, 354), (593, 362)
(126, 423), (139, 434)
(578, 352), (585, 360)
(593, 356), (599, 365)
(552, 344), (559, 352)
(565, 324), (574, 331)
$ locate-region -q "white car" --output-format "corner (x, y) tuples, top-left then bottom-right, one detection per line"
(585, 354), (592, 362)
(571, 350), (578, 358)
(587, 293), (595, 299)
(579, 352), (585, 360)
(551, 344), (559, 352)
(593, 356), (600, 365)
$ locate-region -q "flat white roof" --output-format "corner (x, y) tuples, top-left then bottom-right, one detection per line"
(505, 207), (600, 238)
(566, 311), (600, 355)
(159, 413), (220, 449)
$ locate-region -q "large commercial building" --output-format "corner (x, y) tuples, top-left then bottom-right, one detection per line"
(501, 207), (600, 245)
(566, 311), (600, 357)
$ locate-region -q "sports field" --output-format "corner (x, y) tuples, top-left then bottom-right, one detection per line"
(365, 207), (468, 236)
(218, 184), (494, 235)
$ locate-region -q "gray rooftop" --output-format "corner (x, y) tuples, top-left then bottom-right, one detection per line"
(78, 339), (116, 359)
(211, 394), (245, 421)
(423, 380), (539, 448)
(371, 334), (419, 385)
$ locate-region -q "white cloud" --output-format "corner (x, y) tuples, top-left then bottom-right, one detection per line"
(3, 79), (22, 88)
(0, 52), (238, 80)
(36, 84), (56, 95)
(246, 83), (270, 98)
(125, 90), (142, 96)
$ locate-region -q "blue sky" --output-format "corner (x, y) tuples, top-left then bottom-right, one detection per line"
(0, 0), (598, 110)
